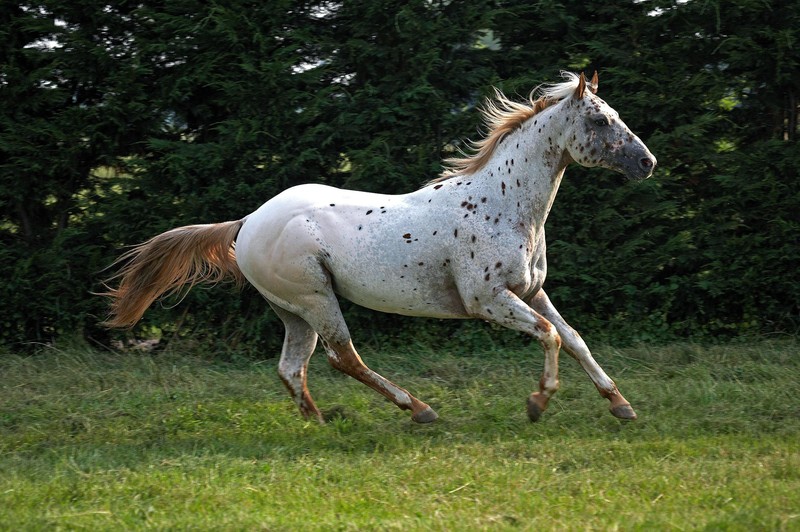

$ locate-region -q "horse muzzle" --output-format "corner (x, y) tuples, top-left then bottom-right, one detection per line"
(620, 145), (657, 181)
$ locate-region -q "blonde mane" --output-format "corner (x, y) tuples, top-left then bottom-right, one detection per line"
(434, 72), (582, 182)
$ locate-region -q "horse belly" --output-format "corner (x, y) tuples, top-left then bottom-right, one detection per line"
(330, 261), (469, 319)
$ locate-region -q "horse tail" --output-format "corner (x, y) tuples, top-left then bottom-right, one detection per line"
(100, 219), (246, 329)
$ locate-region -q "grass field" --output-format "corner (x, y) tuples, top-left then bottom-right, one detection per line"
(1, 337), (798, 530)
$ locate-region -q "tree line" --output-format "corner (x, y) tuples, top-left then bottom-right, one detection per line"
(1, 0), (798, 351)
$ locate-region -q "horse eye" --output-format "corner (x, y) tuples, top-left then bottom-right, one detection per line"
(594, 118), (608, 127)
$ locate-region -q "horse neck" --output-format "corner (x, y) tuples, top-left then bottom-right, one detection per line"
(473, 104), (572, 235)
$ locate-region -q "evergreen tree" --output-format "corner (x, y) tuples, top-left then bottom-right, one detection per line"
(1, 0), (797, 349)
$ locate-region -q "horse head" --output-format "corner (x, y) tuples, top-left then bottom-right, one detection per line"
(565, 72), (657, 181)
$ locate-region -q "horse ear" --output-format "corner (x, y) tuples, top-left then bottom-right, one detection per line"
(573, 72), (586, 99)
(589, 71), (599, 94)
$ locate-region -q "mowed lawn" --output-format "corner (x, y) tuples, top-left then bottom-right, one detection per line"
(1, 337), (798, 530)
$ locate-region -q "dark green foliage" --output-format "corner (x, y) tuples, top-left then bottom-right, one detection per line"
(1, 0), (798, 350)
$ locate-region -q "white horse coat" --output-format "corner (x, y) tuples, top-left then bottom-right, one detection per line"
(104, 72), (656, 424)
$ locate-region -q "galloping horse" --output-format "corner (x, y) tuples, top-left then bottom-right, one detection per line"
(102, 72), (656, 424)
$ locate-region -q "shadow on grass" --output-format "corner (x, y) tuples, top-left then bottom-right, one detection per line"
(2, 337), (799, 475)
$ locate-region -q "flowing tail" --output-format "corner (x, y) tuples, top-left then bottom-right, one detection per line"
(100, 220), (246, 328)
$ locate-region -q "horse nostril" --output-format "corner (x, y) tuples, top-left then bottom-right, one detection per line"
(639, 157), (654, 170)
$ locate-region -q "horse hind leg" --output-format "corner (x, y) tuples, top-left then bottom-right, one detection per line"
(270, 304), (324, 423)
(322, 338), (438, 423)
(255, 248), (436, 423)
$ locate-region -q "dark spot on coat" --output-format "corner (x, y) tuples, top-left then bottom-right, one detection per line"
(471, 235), (476, 243)
(366, 210), (373, 215)
(432, 230), (437, 235)
(434, 184), (443, 190)
(481, 197), (487, 203)
(403, 233), (411, 239)
(454, 229), (458, 238)
(495, 262), (503, 269)
(330, 204), (335, 207)
(484, 273), (491, 281)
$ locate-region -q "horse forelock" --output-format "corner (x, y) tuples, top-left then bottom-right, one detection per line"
(433, 72), (583, 184)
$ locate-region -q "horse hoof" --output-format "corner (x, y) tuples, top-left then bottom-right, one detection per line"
(610, 403), (638, 420)
(527, 393), (547, 422)
(412, 406), (438, 423)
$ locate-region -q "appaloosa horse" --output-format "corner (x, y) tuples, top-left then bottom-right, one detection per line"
(103, 72), (656, 424)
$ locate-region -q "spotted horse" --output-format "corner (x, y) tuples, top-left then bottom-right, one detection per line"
(102, 72), (657, 424)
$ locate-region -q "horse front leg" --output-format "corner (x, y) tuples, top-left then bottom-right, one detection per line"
(472, 289), (562, 421)
(526, 290), (637, 420)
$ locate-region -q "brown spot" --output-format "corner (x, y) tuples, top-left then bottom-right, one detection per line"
(495, 262), (502, 269)
(434, 184), (443, 190)
(403, 233), (411, 239)
(484, 273), (491, 281)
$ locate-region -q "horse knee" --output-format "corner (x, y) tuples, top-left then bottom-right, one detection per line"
(535, 322), (561, 351)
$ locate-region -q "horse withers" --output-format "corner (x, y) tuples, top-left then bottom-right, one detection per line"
(102, 72), (656, 424)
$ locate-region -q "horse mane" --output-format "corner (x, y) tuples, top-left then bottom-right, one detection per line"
(432, 72), (582, 183)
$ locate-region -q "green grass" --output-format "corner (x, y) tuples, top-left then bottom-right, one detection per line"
(1, 338), (799, 530)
